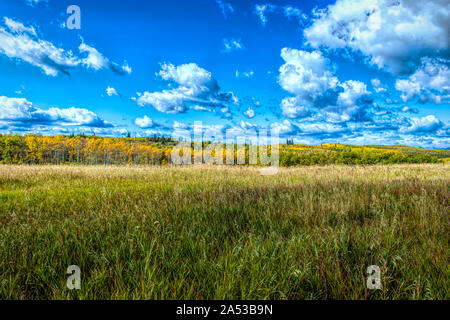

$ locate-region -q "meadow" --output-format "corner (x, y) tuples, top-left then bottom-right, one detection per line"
(0, 164), (448, 299)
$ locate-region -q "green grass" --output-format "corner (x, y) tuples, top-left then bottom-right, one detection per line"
(0, 164), (448, 299)
(365, 145), (450, 159)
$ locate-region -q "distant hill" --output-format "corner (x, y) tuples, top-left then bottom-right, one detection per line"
(280, 143), (450, 165)
(364, 145), (450, 159)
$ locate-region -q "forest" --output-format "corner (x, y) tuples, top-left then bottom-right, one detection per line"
(0, 134), (448, 166)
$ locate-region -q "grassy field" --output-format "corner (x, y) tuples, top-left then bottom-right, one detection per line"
(0, 164), (448, 299)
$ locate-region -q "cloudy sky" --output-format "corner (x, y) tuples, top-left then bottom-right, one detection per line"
(0, 0), (449, 148)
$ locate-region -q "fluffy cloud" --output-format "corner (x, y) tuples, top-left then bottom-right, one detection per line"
(402, 115), (444, 134)
(395, 58), (450, 104)
(401, 106), (419, 114)
(135, 62), (238, 115)
(243, 108), (255, 118)
(371, 78), (387, 93)
(137, 89), (187, 114)
(158, 63), (213, 93)
(4, 17), (37, 36)
(279, 48), (339, 101)
(0, 17), (79, 76)
(270, 119), (298, 136)
(166, 115), (448, 148)
(170, 121), (230, 141)
(134, 115), (154, 129)
(0, 96), (112, 129)
(304, 0), (450, 75)
(278, 48), (372, 121)
(201, 124), (228, 139)
(79, 42), (109, 71)
(192, 105), (213, 112)
(121, 63), (132, 74)
(106, 86), (119, 97)
(337, 81), (370, 107)
(280, 97), (310, 119)
(79, 40), (132, 75)
(0, 18), (131, 76)
(330, 80), (372, 121)
(239, 120), (258, 130)
(343, 130), (450, 149)
(265, 116), (448, 146)
(297, 122), (351, 137)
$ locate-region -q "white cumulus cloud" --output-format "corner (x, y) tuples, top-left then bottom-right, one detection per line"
(280, 97), (310, 119)
(402, 115), (444, 133)
(134, 115), (154, 128)
(137, 89), (187, 114)
(106, 86), (119, 97)
(158, 62), (212, 93)
(278, 48), (372, 122)
(135, 62), (237, 115)
(0, 17), (79, 76)
(371, 78), (387, 93)
(279, 48), (339, 101)
(0, 96), (112, 129)
(244, 108), (255, 118)
(395, 58), (450, 104)
(0, 18), (132, 76)
(304, 0), (450, 75)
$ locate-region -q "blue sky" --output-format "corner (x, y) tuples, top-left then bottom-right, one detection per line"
(0, 0), (449, 148)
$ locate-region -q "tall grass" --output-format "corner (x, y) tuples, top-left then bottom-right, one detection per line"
(0, 164), (448, 299)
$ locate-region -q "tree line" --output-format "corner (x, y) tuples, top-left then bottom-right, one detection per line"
(0, 134), (443, 166)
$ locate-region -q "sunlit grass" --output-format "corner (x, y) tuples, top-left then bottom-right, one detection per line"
(0, 164), (448, 299)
